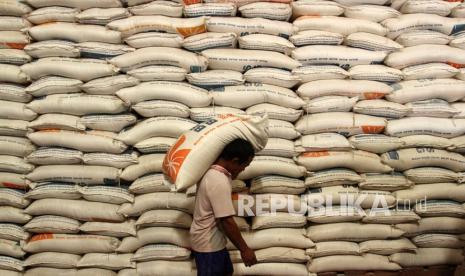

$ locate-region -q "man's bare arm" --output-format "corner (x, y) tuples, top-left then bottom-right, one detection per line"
(219, 216), (257, 267)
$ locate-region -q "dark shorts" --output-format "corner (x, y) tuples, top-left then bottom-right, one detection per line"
(192, 248), (234, 276)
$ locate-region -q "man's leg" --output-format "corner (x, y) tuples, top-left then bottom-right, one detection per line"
(193, 248), (234, 276)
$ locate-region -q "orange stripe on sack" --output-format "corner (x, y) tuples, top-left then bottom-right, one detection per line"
(361, 125), (385, 134)
(4, 43), (27, 50)
(1, 182), (23, 189)
(302, 151), (330, 157)
(40, 129), (61, 132)
(294, 15), (321, 21)
(176, 24), (207, 38)
(363, 92), (385, 100)
(30, 233), (54, 242)
(231, 193), (239, 200)
(183, 0), (202, 4)
(447, 62), (465, 69)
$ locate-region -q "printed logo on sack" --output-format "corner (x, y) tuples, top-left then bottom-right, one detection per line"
(162, 135), (191, 183)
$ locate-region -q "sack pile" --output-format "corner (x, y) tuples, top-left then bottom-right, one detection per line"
(1, 0), (465, 275)
(1, 1), (35, 275)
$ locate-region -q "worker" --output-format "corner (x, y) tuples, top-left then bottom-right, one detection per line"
(190, 138), (258, 276)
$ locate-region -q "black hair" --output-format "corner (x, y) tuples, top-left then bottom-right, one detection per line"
(218, 139), (255, 164)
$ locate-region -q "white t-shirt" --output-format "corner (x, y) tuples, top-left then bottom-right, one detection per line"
(190, 165), (236, 252)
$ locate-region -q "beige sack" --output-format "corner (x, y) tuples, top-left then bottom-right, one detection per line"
(359, 239), (416, 255)
(304, 96), (357, 114)
(353, 100), (409, 119)
(381, 148), (465, 171)
(22, 58), (119, 82)
(401, 135), (452, 149)
(77, 253), (135, 270)
(28, 130), (127, 154)
(308, 254), (401, 273)
(292, 45), (387, 67)
(120, 154), (163, 181)
(117, 227), (190, 253)
(390, 248), (464, 267)
(252, 212), (306, 230)
(135, 209), (192, 229)
(110, 47), (207, 73)
(295, 113), (387, 137)
(233, 263), (308, 275)
(227, 228), (314, 250)
(163, 115), (268, 191)
(297, 79), (392, 100)
(250, 175), (305, 195)
(404, 167), (465, 184)
(359, 173), (413, 191)
(385, 44), (465, 69)
(412, 233), (465, 249)
(116, 81), (211, 107)
(124, 32), (183, 49)
(297, 150), (392, 173)
(211, 84), (304, 109)
(238, 156), (306, 180)
(295, 133), (352, 152)
(306, 241), (360, 258)
(349, 134), (404, 153)
(29, 23), (121, 44)
(0, 188), (30, 208)
(202, 48), (300, 72)
(305, 169), (362, 188)
(0, 206), (31, 224)
(396, 217), (465, 237)
(118, 192), (194, 217)
(25, 198), (125, 222)
(0, 238), (25, 258)
(24, 215), (81, 234)
(293, 65), (348, 82)
(307, 223), (404, 242)
(23, 234), (120, 254)
(81, 75), (139, 96)
(403, 63), (459, 80)
(128, 174), (173, 194)
(131, 244), (191, 262)
(136, 261), (195, 276)
(294, 16), (387, 36)
(231, 247), (308, 263)
(385, 117), (465, 138)
(387, 79), (465, 104)
(24, 252), (80, 269)
(80, 114), (137, 133)
(27, 94), (127, 116)
(206, 16), (296, 37)
(116, 117), (197, 145)
(394, 183), (465, 202)
(127, 65), (186, 82)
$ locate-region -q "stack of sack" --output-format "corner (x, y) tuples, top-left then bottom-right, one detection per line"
(13, 0), (136, 275)
(219, 10), (312, 270)
(383, 0), (465, 269)
(1, 0), (465, 274)
(0, 1), (35, 275)
(291, 0), (406, 272)
(291, 0), (465, 272)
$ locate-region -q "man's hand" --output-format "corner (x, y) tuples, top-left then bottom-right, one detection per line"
(219, 216), (257, 267)
(240, 247), (257, 267)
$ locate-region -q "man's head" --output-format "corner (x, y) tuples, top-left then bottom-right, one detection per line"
(216, 139), (255, 179)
